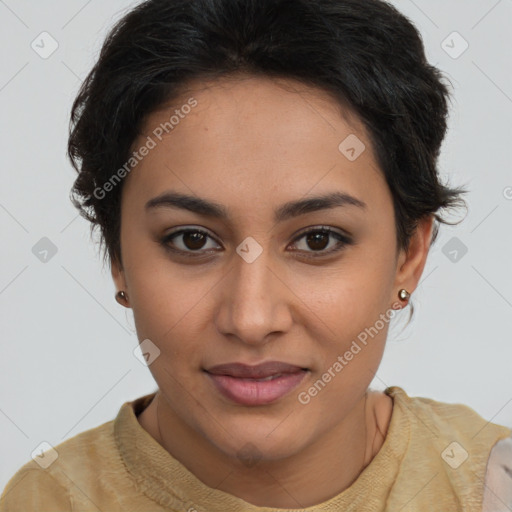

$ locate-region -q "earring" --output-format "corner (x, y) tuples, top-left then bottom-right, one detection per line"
(398, 289), (410, 301)
(116, 290), (129, 306)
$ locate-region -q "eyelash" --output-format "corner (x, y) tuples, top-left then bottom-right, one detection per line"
(159, 226), (353, 259)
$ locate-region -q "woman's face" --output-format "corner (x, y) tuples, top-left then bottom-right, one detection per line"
(112, 75), (431, 462)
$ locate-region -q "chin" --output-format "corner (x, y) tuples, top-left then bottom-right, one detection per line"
(206, 419), (309, 465)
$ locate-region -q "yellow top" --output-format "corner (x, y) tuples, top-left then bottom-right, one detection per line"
(1, 386), (510, 512)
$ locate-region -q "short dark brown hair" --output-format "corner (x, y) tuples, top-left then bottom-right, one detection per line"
(68, 0), (467, 274)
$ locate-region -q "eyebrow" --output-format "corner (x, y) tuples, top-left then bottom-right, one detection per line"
(145, 191), (367, 223)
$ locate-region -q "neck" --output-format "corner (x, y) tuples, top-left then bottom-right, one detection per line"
(138, 389), (392, 508)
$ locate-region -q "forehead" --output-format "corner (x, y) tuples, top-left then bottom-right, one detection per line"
(141, 74), (368, 152)
(123, 75), (389, 217)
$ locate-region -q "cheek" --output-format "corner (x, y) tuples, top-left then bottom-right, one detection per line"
(130, 292), (203, 366)
(300, 258), (393, 334)
(122, 233), (188, 332)
(124, 258), (202, 362)
(304, 297), (390, 413)
(298, 257), (394, 375)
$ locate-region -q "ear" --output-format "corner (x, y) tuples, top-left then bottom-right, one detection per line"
(111, 256), (128, 295)
(392, 215), (434, 302)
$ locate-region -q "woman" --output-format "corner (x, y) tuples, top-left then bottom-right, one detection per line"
(1, 0), (510, 510)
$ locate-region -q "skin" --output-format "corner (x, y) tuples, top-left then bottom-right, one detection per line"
(111, 74), (433, 508)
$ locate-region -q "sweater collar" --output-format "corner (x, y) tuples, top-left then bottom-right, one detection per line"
(114, 386), (410, 511)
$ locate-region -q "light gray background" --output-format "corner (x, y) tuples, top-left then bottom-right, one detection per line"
(1, 0), (511, 491)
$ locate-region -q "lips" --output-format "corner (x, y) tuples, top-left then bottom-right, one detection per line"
(204, 361), (309, 406)
(205, 361), (308, 379)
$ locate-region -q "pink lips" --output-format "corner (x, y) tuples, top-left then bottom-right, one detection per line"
(205, 361), (308, 406)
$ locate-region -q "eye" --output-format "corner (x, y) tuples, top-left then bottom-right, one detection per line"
(160, 225), (353, 259)
(160, 228), (221, 257)
(289, 226), (353, 257)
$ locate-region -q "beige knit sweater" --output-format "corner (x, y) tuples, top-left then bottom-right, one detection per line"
(1, 386), (510, 511)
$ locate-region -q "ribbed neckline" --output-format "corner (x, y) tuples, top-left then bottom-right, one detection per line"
(114, 386), (411, 511)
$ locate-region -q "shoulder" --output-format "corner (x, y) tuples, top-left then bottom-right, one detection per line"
(0, 465), (72, 511)
(386, 387), (512, 495)
(386, 386), (512, 442)
(1, 416), (119, 511)
(1, 393), (158, 511)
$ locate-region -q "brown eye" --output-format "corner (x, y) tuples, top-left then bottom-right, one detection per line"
(181, 231), (208, 250)
(160, 225), (353, 260)
(290, 227), (353, 257)
(161, 228), (221, 255)
(305, 231), (330, 251)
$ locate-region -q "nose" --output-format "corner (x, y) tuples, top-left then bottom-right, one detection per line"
(214, 244), (293, 347)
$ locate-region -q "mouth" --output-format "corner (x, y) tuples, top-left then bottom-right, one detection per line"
(204, 361), (309, 406)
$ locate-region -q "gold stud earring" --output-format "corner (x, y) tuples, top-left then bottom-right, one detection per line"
(115, 290), (129, 306)
(398, 289), (410, 301)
